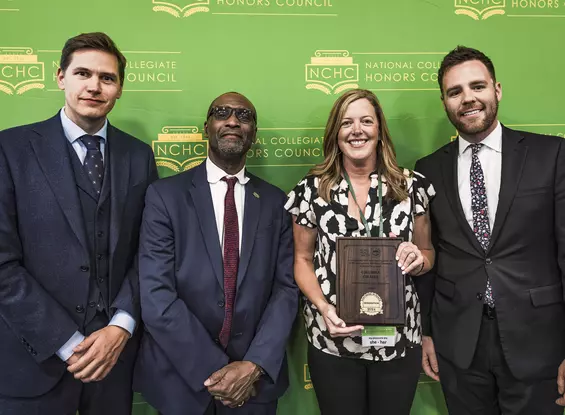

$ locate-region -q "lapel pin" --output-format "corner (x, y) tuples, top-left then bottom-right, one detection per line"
(253, 192), (260, 199)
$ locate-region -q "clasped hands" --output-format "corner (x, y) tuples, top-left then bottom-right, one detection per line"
(66, 325), (129, 383)
(204, 361), (263, 408)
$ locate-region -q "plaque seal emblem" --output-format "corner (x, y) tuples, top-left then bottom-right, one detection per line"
(360, 292), (383, 316)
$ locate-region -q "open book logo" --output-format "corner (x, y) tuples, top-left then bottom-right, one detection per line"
(455, 0), (506, 20)
(152, 126), (208, 174)
(152, 0), (210, 18)
(305, 50), (359, 95)
(0, 47), (45, 95)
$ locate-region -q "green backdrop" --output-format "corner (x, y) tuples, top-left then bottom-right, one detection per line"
(1, 1), (564, 413)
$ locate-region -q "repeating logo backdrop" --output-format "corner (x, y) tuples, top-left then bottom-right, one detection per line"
(1, 1), (563, 414)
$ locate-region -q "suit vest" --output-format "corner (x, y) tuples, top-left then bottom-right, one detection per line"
(66, 141), (111, 329)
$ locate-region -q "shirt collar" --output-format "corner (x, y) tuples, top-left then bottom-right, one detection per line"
(206, 157), (250, 185)
(458, 121), (502, 156)
(60, 108), (108, 145)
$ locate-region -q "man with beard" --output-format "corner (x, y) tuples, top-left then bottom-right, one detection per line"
(414, 46), (565, 414)
(134, 92), (298, 415)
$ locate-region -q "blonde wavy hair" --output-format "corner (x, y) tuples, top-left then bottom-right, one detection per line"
(309, 89), (408, 203)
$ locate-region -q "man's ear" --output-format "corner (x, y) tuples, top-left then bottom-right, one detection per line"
(56, 68), (65, 90)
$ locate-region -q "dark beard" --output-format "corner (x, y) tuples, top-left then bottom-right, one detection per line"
(448, 98), (499, 136)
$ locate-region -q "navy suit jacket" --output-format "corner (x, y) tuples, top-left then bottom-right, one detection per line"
(0, 114), (158, 397)
(134, 162), (299, 415)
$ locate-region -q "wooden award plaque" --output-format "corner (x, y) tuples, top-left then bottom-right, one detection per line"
(336, 237), (406, 326)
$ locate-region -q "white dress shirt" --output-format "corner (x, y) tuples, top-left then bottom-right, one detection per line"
(56, 108), (136, 362)
(457, 121), (502, 231)
(206, 157), (249, 253)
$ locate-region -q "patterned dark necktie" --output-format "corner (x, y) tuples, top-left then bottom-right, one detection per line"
(79, 135), (104, 197)
(469, 143), (494, 307)
(219, 176), (239, 347)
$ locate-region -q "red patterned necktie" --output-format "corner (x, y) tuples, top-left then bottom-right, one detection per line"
(219, 176), (239, 348)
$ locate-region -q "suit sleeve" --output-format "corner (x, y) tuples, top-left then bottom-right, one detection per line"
(554, 139), (565, 300)
(110, 150), (159, 323)
(243, 199), (299, 383)
(139, 184), (229, 392)
(0, 140), (78, 362)
(413, 158), (437, 337)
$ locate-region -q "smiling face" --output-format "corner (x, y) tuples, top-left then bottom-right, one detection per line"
(57, 49), (122, 133)
(204, 93), (257, 165)
(441, 59), (502, 142)
(337, 98), (379, 167)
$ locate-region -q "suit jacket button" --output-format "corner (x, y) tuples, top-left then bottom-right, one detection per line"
(80, 266), (89, 272)
(76, 305), (85, 313)
(476, 293), (483, 301)
(217, 300), (225, 308)
(88, 301), (97, 308)
(485, 258), (492, 265)
(214, 338), (220, 344)
(98, 278), (104, 283)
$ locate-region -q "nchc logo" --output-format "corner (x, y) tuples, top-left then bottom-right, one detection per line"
(455, 0), (506, 20)
(305, 50), (359, 95)
(152, 0), (210, 17)
(0, 47), (45, 96)
(152, 126), (208, 175)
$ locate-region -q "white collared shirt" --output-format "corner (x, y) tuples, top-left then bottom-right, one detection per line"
(60, 107), (108, 164)
(206, 157), (249, 254)
(457, 121), (502, 231)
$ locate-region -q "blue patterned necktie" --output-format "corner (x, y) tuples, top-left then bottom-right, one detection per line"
(469, 143), (494, 307)
(79, 135), (104, 197)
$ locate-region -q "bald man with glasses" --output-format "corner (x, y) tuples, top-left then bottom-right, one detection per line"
(134, 92), (299, 415)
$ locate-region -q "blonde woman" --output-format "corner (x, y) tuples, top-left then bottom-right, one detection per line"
(285, 89), (435, 415)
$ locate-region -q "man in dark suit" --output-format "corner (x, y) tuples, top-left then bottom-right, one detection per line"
(414, 46), (565, 414)
(134, 92), (298, 415)
(0, 32), (158, 414)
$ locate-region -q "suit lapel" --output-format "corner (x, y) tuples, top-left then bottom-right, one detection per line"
(237, 175), (261, 290)
(107, 124), (131, 257)
(488, 127), (527, 252)
(441, 140), (485, 255)
(190, 163), (224, 290)
(30, 115), (88, 252)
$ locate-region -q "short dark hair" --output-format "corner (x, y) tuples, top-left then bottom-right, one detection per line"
(60, 32), (127, 86)
(438, 46), (496, 94)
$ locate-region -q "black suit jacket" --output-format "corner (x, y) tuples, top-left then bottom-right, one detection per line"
(0, 114), (158, 397)
(415, 125), (565, 381)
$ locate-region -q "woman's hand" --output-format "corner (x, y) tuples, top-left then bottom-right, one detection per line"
(318, 303), (364, 337)
(390, 232), (425, 275)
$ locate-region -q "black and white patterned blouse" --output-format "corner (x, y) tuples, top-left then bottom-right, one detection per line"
(285, 169), (435, 361)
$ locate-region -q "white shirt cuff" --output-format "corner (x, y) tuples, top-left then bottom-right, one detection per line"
(108, 309), (136, 337)
(56, 331), (85, 362)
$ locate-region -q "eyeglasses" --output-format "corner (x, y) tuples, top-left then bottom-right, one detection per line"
(207, 106), (256, 124)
